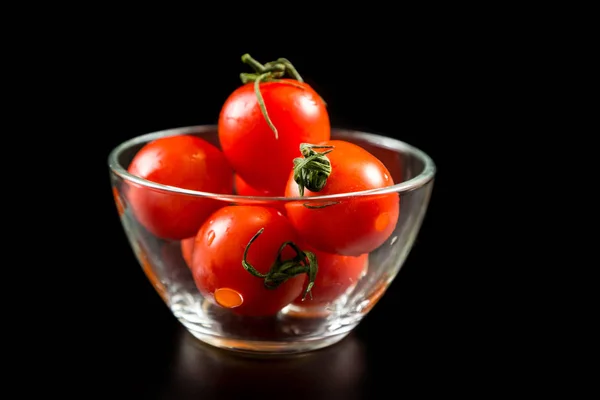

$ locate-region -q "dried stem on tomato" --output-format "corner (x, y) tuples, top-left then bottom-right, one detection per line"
(242, 228), (318, 301)
(239, 53), (325, 139)
(292, 143), (334, 197)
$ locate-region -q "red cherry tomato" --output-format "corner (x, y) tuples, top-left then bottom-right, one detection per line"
(180, 237), (194, 269)
(127, 135), (233, 240)
(234, 174), (276, 196)
(293, 247), (368, 307)
(219, 79), (330, 195)
(191, 206), (317, 317)
(284, 140), (400, 256)
(234, 174), (286, 214)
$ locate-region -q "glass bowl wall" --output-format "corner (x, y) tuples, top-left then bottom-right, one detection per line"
(108, 125), (435, 354)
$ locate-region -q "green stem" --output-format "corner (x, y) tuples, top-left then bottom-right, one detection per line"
(293, 143), (335, 196)
(241, 53), (266, 72)
(254, 72), (280, 139)
(275, 58), (304, 82)
(242, 228), (318, 300)
(242, 228), (268, 278)
(238, 53), (317, 140)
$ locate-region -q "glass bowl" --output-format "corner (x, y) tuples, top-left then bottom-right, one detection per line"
(108, 125), (436, 354)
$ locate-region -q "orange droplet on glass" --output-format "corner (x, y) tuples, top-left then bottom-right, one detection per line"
(214, 288), (243, 308)
(375, 212), (390, 231)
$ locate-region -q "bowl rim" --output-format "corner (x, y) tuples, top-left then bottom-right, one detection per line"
(108, 124), (436, 202)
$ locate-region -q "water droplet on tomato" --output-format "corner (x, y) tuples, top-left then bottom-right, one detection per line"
(214, 288), (243, 308)
(375, 212), (390, 231)
(207, 230), (215, 246)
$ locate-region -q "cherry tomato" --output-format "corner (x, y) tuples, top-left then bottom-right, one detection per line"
(234, 174), (286, 214)
(218, 79), (330, 195)
(127, 135), (233, 240)
(284, 140), (400, 256)
(180, 237), (195, 269)
(191, 206), (316, 317)
(293, 247), (368, 307)
(234, 174), (276, 196)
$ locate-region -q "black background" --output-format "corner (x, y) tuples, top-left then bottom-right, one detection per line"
(8, 6), (586, 396)
(40, 20), (516, 398)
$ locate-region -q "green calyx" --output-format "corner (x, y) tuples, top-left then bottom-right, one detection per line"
(238, 53), (326, 139)
(242, 228), (318, 301)
(293, 143), (334, 197)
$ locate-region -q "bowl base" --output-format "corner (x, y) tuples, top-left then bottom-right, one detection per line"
(171, 291), (361, 355)
(187, 330), (352, 355)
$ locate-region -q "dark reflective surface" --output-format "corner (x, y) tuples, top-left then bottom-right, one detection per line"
(89, 263), (456, 399)
(163, 327), (366, 399)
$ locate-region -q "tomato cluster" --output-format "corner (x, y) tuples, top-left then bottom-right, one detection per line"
(125, 54), (400, 317)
